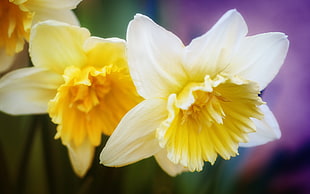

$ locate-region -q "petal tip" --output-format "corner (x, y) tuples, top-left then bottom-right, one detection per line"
(223, 9), (242, 18)
(133, 13), (148, 19)
(131, 13), (154, 26)
(67, 141), (95, 177)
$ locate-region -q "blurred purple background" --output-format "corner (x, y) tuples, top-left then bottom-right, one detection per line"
(161, 0), (310, 193)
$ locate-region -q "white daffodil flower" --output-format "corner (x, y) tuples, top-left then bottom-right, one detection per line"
(100, 10), (289, 176)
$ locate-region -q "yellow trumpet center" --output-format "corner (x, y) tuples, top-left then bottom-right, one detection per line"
(49, 65), (139, 147)
(0, 0), (33, 55)
(157, 74), (264, 171)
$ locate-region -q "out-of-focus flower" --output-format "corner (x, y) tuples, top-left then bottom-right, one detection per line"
(0, 20), (141, 177)
(0, 0), (82, 73)
(100, 10), (289, 176)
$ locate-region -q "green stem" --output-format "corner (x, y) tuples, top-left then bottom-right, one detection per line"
(15, 115), (40, 194)
(41, 115), (56, 194)
(0, 142), (11, 194)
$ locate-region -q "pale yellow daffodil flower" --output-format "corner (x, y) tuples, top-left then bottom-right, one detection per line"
(0, 0), (82, 73)
(0, 20), (141, 177)
(100, 10), (289, 176)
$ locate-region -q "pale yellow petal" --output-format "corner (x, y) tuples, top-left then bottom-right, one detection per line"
(32, 9), (80, 26)
(240, 104), (281, 147)
(184, 9), (247, 81)
(100, 99), (167, 167)
(229, 32), (289, 90)
(24, 0), (82, 10)
(0, 67), (62, 115)
(127, 14), (188, 99)
(83, 37), (126, 69)
(154, 149), (188, 177)
(67, 139), (94, 177)
(30, 20), (89, 74)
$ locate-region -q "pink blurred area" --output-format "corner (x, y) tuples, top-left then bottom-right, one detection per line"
(161, 0), (310, 192)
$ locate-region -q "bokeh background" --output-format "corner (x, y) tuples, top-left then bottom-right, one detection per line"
(1, 0), (309, 193)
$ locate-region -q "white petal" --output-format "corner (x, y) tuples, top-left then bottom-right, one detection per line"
(0, 49), (15, 73)
(67, 139), (94, 177)
(127, 14), (187, 99)
(154, 149), (188, 176)
(229, 32), (289, 90)
(240, 104), (281, 147)
(30, 20), (89, 74)
(100, 99), (167, 166)
(184, 9), (248, 81)
(0, 67), (62, 115)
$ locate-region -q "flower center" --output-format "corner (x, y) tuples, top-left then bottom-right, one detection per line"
(0, 0), (33, 55)
(180, 90), (228, 132)
(48, 65), (132, 147)
(69, 71), (111, 113)
(157, 74), (264, 171)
